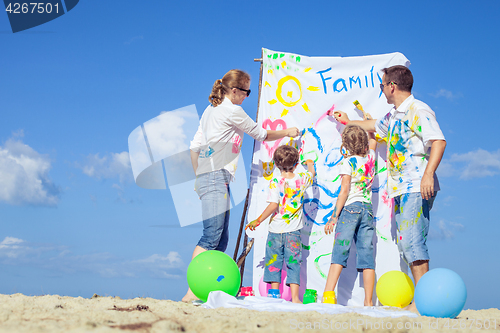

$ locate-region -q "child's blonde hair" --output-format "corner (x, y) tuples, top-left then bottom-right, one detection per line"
(340, 125), (369, 158)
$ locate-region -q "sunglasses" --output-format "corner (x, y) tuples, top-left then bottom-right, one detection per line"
(379, 82), (397, 90)
(234, 87), (251, 97)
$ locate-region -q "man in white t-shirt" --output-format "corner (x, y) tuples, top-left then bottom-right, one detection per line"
(332, 65), (446, 311)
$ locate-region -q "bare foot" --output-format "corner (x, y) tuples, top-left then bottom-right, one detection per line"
(364, 300), (373, 306)
(292, 298), (302, 304)
(404, 302), (419, 313)
(181, 289), (199, 303)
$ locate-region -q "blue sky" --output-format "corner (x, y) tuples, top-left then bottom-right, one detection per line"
(1, 1), (499, 309)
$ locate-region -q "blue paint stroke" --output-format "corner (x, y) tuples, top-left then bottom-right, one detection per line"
(304, 127), (323, 153)
(314, 180), (341, 198)
(349, 157), (358, 171)
(325, 151), (343, 168)
(304, 198), (333, 225)
(372, 179), (387, 193)
(322, 209), (333, 225)
(377, 72), (383, 98)
(217, 275), (225, 282)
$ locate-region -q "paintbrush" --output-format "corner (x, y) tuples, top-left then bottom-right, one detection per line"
(353, 100), (371, 120)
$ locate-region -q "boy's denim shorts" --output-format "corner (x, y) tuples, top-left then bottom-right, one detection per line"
(331, 202), (375, 270)
(195, 169), (231, 251)
(263, 230), (302, 286)
(394, 192), (436, 264)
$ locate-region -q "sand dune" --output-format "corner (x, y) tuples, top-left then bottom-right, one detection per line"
(0, 293), (498, 332)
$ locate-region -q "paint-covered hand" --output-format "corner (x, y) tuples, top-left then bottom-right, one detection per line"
(333, 111), (350, 125)
(364, 112), (373, 121)
(286, 127), (300, 138)
(300, 151), (318, 165)
(245, 219), (261, 231)
(324, 218), (337, 234)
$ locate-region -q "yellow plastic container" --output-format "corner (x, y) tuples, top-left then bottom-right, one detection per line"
(323, 291), (337, 304)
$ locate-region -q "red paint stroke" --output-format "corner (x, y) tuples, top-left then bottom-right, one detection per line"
(313, 104), (335, 129)
(268, 266), (280, 272)
(232, 135), (242, 153)
(364, 155), (375, 177)
(262, 119), (287, 157)
(381, 190), (393, 227)
(327, 104), (336, 115)
(338, 116), (348, 125)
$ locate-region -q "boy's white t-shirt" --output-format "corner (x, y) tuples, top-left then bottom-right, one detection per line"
(266, 171), (313, 233)
(339, 150), (376, 207)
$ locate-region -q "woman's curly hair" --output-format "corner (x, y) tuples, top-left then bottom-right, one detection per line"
(340, 125), (369, 158)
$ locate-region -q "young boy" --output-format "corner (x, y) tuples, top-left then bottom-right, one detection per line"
(246, 145), (315, 303)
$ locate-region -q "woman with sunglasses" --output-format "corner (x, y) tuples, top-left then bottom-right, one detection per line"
(183, 69), (300, 302)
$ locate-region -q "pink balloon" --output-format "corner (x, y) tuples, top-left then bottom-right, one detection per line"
(258, 270), (292, 301)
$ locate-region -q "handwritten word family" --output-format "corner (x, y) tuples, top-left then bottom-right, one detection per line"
(316, 66), (383, 95)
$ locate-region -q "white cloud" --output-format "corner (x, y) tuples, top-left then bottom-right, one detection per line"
(128, 107), (199, 190)
(133, 253), (183, 266)
(435, 160), (456, 178)
(128, 253), (184, 279)
(81, 151), (133, 183)
(430, 89), (462, 101)
(441, 149), (500, 179)
(0, 136), (59, 206)
(429, 220), (465, 240)
(143, 110), (198, 161)
(0, 236), (64, 260)
(0, 236), (184, 279)
(0, 237), (25, 258)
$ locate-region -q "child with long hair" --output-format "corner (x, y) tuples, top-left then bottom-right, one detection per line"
(323, 124), (377, 306)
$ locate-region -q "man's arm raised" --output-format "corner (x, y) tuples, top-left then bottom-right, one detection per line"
(329, 110), (377, 132)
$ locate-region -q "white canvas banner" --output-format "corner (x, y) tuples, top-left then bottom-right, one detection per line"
(246, 49), (411, 305)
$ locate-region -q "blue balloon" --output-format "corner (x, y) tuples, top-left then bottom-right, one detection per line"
(414, 268), (467, 318)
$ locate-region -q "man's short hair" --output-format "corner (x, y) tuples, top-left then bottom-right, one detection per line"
(382, 65), (413, 92)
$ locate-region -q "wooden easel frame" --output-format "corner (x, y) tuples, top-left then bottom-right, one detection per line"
(233, 49), (264, 286)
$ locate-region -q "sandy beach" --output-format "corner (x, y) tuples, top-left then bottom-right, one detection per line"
(0, 293), (498, 332)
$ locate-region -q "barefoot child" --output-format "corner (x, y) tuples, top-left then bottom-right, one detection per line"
(246, 145), (315, 303)
(323, 124), (377, 306)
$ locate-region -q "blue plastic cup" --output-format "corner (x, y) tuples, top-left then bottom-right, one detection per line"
(267, 289), (281, 298)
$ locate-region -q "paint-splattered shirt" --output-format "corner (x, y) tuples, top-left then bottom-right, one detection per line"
(339, 150), (376, 206)
(190, 98), (268, 179)
(375, 95), (445, 198)
(267, 171), (313, 233)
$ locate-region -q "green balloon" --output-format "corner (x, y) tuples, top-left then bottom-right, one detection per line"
(187, 250), (241, 302)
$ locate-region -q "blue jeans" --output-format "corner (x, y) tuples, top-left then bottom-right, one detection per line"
(195, 169), (231, 251)
(331, 202), (375, 270)
(263, 230), (302, 286)
(394, 192), (436, 264)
